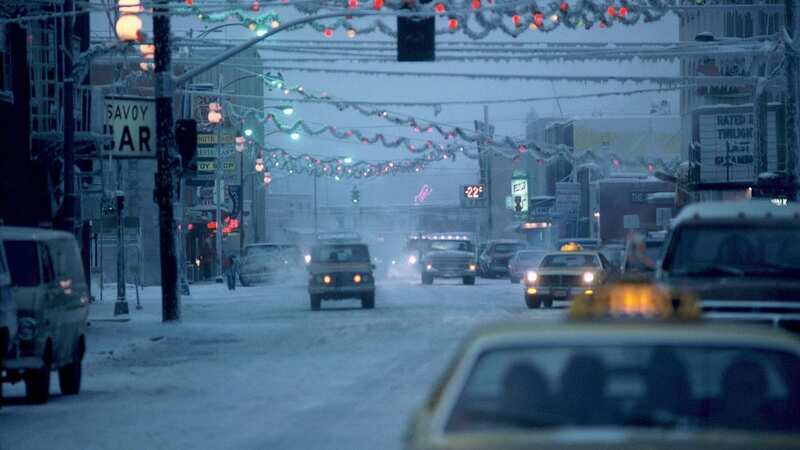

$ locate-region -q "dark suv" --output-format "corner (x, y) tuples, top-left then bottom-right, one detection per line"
(478, 240), (526, 278)
(307, 241), (375, 310)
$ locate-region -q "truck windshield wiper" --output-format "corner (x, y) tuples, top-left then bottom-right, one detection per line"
(672, 265), (744, 277)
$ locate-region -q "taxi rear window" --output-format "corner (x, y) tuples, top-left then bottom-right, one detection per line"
(446, 344), (800, 433)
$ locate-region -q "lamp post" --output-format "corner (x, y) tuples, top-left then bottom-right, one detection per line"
(207, 96), (224, 283)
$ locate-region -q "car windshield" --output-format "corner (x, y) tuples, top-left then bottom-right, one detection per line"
(245, 245), (280, 257)
(428, 241), (473, 252)
(540, 254), (599, 268)
(446, 344), (800, 433)
(312, 244), (370, 263)
(3, 240), (40, 287)
(494, 243), (524, 253)
(626, 241), (664, 271)
(517, 252), (545, 264)
(666, 226), (800, 276)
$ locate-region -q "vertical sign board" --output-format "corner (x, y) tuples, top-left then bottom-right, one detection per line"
(103, 96), (156, 158)
(693, 104), (783, 184)
(555, 182), (580, 221)
(510, 178), (529, 213)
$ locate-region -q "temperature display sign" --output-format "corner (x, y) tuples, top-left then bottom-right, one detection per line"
(463, 184), (485, 199)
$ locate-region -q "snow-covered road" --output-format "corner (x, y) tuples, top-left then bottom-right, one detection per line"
(1, 278), (563, 450)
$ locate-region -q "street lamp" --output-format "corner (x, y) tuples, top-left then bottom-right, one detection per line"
(244, 128), (253, 137)
(207, 102), (223, 124)
(263, 172), (273, 184)
(282, 107), (294, 116)
(255, 158), (264, 172)
(115, 14), (143, 42)
(290, 132), (300, 141)
(235, 134), (246, 152)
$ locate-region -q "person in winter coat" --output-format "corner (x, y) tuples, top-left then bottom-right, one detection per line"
(223, 255), (238, 290)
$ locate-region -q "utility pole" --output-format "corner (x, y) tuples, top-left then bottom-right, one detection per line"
(239, 143), (245, 253)
(61, 0), (76, 236)
(478, 105), (493, 238)
(753, 79), (768, 176)
(785, 0), (799, 191)
(114, 189), (128, 315)
(214, 84), (224, 283)
(153, 0), (180, 321)
(313, 175), (318, 235)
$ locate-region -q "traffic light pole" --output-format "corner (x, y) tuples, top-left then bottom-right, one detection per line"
(153, 0), (180, 321)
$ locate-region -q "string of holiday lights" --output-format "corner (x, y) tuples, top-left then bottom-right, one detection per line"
(228, 106), (455, 153)
(164, 0), (677, 40)
(220, 72), (729, 157)
(255, 145), (458, 178)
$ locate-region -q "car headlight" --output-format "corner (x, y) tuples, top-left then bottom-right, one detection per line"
(353, 274), (362, 284)
(583, 272), (595, 284)
(426, 263), (433, 271)
(526, 271), (538, 283)
(17, 318), (37, 341)
(323, 275), (332, 285)
(468, 264), (476, 271)
(304, 254), (312, 264)
(408, 255), (417, 265)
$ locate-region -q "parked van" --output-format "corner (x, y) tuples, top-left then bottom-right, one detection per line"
(0, 240), (16, 406)
(1, 227), (89, 404)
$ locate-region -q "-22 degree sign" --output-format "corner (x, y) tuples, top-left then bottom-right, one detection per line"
(104, 96), (156, 158)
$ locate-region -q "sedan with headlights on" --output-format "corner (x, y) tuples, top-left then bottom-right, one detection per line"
(522, 251), (610, 308)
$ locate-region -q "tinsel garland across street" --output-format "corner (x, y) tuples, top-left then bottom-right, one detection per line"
(256, 145), (458, 178)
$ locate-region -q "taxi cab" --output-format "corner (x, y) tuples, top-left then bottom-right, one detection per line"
(405, 283), (800, 450)
(521, 242), (612, 309)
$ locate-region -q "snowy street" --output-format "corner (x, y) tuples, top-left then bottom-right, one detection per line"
(0, 278), (562, 450)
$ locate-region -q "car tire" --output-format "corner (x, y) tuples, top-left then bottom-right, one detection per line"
(462, 276), (476, 285)
(310, 295), (321, 311)
(25, 346), (52, 404)
(525, 294), (541, 309)
(361, 293), (375, 309)
(59, 339), (84, 396)
(543, 297), (554, 309)
(422, 274), (433, 285)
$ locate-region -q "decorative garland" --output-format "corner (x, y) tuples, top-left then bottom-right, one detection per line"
(255, 145), (458, 178)
(228, 106), (457, 153)
(166, 0), (676, 40)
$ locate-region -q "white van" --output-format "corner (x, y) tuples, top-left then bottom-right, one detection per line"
(1, 227), (90, 404)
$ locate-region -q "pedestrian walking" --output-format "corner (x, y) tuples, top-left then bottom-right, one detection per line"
(223, 255), (238, 290)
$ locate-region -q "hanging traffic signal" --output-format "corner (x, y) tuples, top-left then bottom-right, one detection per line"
(351, 187), (360, 204)
(397, 0), (435, 62)
(175, 119), (197, 174)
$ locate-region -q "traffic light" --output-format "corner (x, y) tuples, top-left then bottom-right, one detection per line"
(175, 119), (197, 174)
(397, 0), (435, 61)
(351, 187), (360, 204)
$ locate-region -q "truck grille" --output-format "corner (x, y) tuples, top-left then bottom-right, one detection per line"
(538, 274), (583, 287)
(431, 257), (470, 271)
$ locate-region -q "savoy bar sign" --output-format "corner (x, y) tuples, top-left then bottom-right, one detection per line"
(103, 96), (156, 158)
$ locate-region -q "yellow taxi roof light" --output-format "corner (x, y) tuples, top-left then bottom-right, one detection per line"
(560, 242), (584, 252)
(568, 282), (701, 321)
